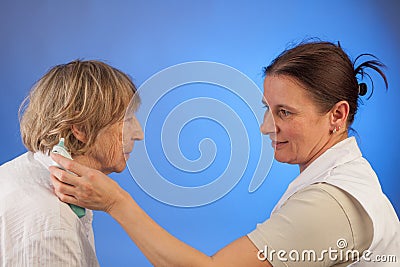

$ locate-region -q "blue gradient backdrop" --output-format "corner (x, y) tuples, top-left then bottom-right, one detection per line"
(1, 1), (399, 266)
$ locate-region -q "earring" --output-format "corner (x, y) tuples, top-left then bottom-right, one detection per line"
(332, 126), (341, 134)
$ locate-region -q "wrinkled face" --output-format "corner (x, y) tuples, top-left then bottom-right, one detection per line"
(260, 75), (332, 172)
(87, 115), (143, 174)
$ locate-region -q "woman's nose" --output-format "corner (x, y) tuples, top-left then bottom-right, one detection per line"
(134, 125), (144, 141)
(125, 117), (144, 141)
(132, 118), (144, 140)
(260, 111), (276, 135)
(132, 119), (144, 141)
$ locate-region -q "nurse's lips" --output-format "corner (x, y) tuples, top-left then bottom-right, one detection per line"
(271, 140), (288, 149)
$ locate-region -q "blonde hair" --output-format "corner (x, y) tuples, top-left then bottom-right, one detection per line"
(19, 59), (140, 155)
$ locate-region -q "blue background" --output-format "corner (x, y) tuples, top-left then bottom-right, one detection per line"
(1, 1), (399, 266)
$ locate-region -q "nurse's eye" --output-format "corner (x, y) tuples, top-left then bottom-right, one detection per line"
(279, 109), (291, 117)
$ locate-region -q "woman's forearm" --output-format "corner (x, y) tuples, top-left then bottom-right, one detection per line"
(109, 191), (213, 267)
(48, 154), (265, 267)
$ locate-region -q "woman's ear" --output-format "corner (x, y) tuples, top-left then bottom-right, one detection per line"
(330, 100), (350, 130)
(71, 125), (88, 143)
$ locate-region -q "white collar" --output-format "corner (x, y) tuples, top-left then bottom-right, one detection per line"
(33, 151), (53, 169)
(272, 137), (362, 213)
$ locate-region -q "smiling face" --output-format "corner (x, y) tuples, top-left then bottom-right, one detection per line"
(260, 75), (338, 172)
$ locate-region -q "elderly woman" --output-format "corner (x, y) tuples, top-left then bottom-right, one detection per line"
(0, 60), (143, 266)
(49, 41), (399, 266)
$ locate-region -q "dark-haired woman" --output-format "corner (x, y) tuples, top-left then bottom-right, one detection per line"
(49, 41), (399, 267)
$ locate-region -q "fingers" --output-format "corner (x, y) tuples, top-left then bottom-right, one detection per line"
(50, 153), (91, 176)
(50, 173), (75, 195)
(49, 158), (119, 211)
(50, 175), (79, 206)
(49, 165), (78, 186)
(49, 165), (83, 205)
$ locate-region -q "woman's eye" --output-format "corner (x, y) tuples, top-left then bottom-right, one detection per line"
(279, 109), (291, 117)
(263, 104), (270, 112)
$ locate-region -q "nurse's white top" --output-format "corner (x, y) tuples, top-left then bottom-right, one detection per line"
(249, 137), (399, 266)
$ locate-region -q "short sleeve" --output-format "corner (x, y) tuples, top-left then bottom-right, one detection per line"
(247, 183), (372, 267)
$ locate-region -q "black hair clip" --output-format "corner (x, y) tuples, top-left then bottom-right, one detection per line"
(358, 83), (367, 96)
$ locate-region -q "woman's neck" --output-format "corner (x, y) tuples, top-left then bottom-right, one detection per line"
(299, 132), (348, 173)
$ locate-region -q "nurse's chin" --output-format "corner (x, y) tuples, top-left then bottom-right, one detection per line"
(273, 153), (296, 165)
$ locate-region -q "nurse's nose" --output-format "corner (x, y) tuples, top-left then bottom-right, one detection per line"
(260, 110), (276, 135)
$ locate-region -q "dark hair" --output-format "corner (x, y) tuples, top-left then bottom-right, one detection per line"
(264, 40), (388, 125)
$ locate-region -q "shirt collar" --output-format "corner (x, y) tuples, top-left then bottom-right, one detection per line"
(296, 136), (362, 185)
(33, 151), (53, 169)
(272, 137), (362, 213)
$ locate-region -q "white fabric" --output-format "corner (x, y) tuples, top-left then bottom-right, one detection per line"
(272, 137), (400, 266)
(0, 152), (99, 267)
